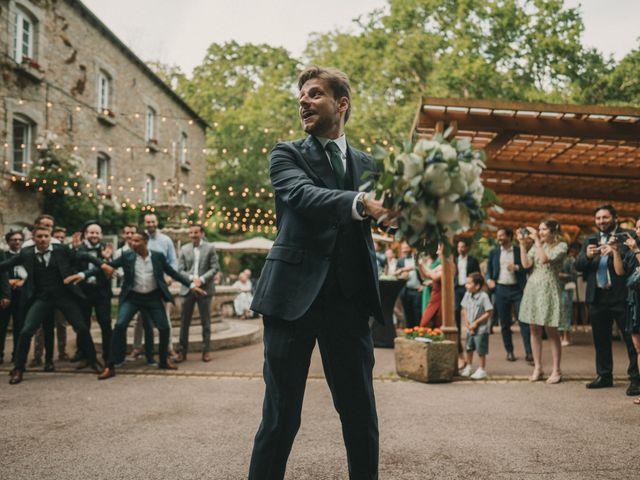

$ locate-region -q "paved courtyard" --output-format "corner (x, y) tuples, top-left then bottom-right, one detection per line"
(1, 325), (638, 479)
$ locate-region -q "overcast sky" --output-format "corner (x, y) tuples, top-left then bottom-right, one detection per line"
(83, 0), (639, 75)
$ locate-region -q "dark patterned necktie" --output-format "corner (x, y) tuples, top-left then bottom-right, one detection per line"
(325, 141), (345, 189)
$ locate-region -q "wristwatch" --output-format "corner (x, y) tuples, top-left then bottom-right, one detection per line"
(356, 194), (368, 218)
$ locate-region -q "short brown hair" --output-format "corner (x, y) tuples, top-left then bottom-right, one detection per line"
(297, 65), (352, 123)
(34, 214), (54, 226)
(32, 225), (51, 235)
(122, 223), (138, 232)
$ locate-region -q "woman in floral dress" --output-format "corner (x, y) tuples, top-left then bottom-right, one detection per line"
(517, 219), (568, 384)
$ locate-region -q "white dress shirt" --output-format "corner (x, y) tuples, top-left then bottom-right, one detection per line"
(497, 246), (518, 285)
(191, 243), (201, 280)
(35, 246), (53, 267)
(457, 255), (468, 286)
(8, 249), (28, 279)
(132, 254), (158, 294)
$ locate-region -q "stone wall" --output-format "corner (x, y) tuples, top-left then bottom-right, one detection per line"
(0, 0), (207, 236)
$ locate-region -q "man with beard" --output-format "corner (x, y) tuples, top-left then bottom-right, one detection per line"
(75, 221), (113, 367)
(247, 65), (396, 480)
(575, 204), (640, 395)
(0, 227), (103, 384)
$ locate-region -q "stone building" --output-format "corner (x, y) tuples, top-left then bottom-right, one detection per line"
(0, 0), (208, 234)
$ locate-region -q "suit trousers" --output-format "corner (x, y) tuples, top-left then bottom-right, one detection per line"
(0, 291), (24, 362)
(132, 313), (155, 361)
(400, 287), (422, 329)
(454, 285), (466, 353)
(249, 287), (379, 480)
(14, 295), (97, 371)
(588, 291), (640, 382)
(495, 284), (532, 355)
(110, 291), (170, 368)
(178, 292), (212, 354)
(79, 289), (112, 363)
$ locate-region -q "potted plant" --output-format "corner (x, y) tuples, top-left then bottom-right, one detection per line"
(394, 327), (457, 383)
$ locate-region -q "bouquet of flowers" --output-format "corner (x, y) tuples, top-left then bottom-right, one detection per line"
(367, 131), (499, 255)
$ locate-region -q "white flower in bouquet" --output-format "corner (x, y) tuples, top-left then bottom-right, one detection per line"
(423, 162), (451, 196)
(414, 139), (438, 155)
(449, 174), (469, 196)
(470, 177), (484, 203)
(439, 144), (458, 161)
(398, 153), (424, 181)
(407, 203), (436, 232)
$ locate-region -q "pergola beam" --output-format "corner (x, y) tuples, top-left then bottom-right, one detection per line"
(491, 183), (640, 203)
(484, 159), (640, 180)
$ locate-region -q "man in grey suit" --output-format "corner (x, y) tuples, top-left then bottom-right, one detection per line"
(175, 225), (220, 363)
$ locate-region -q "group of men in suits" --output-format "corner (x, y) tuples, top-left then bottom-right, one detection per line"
(0, 215), (218, 385)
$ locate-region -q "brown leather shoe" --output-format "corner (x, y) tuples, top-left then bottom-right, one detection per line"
(159, 361), (178, 370)
(9, 369), (23, 385)
(202, 352), (212, 363)
(174, 352), (187, 363)
(97, 367), (116, 380)
(90, 360), (104, 374)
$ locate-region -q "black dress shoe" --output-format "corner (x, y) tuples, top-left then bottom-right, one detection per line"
(506, 352), (516, 362)
(44, 361), (55, 372)
(626, 382), (640, 396)
(586, 376), (613, 389)
(9, 369), (23, 385)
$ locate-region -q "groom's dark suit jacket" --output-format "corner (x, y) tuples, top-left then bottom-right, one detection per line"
(251, 136), (383, 323)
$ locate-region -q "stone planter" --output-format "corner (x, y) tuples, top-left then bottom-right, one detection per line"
(394, 337), (456, 383)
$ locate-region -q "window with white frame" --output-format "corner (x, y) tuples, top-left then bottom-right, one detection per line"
(12, 7), (35, 63)
(97, 71), (111, 113)
(179, 132), (188, 166)
(144, 174), (156, 204)
(12, 117), (32, 174)
(145, 106), (156, 142)
(97, 153), (110, 190)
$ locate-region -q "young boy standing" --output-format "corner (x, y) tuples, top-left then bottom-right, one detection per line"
(460, 272), (493, 380)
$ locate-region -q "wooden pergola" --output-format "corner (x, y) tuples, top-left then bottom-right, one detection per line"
(410, 97), (640, 350)
(412, 97), (640, 232)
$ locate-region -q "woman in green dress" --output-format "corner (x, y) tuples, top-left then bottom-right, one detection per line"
(517, 219), (568, 384)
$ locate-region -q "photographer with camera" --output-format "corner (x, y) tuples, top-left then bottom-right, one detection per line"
(575, 205), (640, 396)
(611, 218), (640, 405)
(517, 219), (567, 384)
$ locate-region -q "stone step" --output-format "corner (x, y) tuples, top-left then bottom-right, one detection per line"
(90, 319), (262, 353)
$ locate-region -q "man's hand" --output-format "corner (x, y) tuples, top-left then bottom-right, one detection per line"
(165, 275), (173, 286)
(191, 286), (207, 297)
(624, 235), (638, 252)
(101, 242), (113, 260)
(9, 278), (24, 289)
(586, 244), (599, 259)
(64, 274), (83, 285)
(193, 277), (203, 288)
(363, 193), (399, 228)
(71, 232), (83, 248)
(101, 264), (115, 279)
(486, 279), (496, 290)
(0, 298), (10, 308)
(599, 244), (614, 257)
(506, 263), (518, 273)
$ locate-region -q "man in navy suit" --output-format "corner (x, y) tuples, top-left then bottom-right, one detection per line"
(248, 66), (395, 480)
(486, 228), (532, 363)
(66, 232), (206, 379)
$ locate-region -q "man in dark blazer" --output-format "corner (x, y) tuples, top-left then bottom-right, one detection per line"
(175, 224), (219, 363)
(75, 221), (113, 366)
(575, 204), (640, 395)
(68, 232), (206, 379)
(454, 238), (480, 361)
(486, 228), (532, 363)
(0, 230), (27, 365)
(248, 66), (394, 480)
(0, 226), (103, 385)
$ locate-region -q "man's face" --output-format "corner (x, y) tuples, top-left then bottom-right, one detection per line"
(594, 209), (615, 233)
(84, 224), (102, 245)
(130, 234), (147, 254)
(34, 230), (51, 251)
(7, 234), (23, 251)
(122, 226), (137, 244)
(189, 226), (203, 245)
(496, 229), (512, 247)
(457, 241), (468, 256)
(298, 77), (347, 138)
(144, 215), (158, 234)
(53, 231), (66, 242)
(38, 218), (54, 230)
